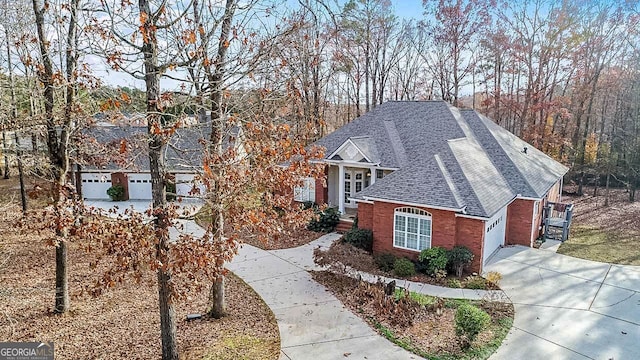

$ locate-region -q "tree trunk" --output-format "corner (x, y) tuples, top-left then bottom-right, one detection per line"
(54, 238), (69, 312)
(137, 0), (179, 358)
(604, 169), (611, 207)
(33, 0), (71, 313)
(209, 277), (225, 319)
(2, 131), (8, 179)
(14, 132), (27, 213)
(203, 0), (236, 319)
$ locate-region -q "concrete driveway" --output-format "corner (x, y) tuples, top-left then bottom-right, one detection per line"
(485, 246), (640, 360)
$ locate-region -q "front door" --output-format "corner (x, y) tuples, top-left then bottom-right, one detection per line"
(344, 169), (364, 208)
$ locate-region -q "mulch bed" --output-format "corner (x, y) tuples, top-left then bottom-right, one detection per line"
(314, 240), (501, 290)
(312, 271), (513, 358)
(0, 207), (279, 360)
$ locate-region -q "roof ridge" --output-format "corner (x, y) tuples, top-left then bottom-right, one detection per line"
(434, 154), (464, 208)
(382, 120), (408, 167)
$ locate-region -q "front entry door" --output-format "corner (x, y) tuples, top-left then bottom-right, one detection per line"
(344, 170), (364, 208)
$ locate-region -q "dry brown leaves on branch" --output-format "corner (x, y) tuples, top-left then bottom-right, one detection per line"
(0, 209), (279, 359)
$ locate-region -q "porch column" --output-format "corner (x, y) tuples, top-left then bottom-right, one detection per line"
(338, 164), (345, 214)
(370, 167), (376, 185)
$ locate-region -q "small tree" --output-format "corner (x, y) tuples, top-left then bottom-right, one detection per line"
(448, 246), (474, 278)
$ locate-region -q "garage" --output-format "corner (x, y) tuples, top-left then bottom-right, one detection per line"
(175, 173), (206, 197)
(482, 206), (507, 266)
(128, 173), (153, 200)
(80, 173), (112, 200)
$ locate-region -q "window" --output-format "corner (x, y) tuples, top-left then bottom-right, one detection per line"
(376, 169), (384, 179)
(393, 207), (432, 251)
(294, 177), (315, 203)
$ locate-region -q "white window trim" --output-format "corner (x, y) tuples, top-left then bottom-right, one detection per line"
(294, 177), (315, 203)
(393, 207), (432, 252)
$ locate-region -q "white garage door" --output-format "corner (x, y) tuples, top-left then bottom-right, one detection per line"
(175, 173), (206, 197)
(483, 206), (507, 265)
(81, 173), (112, 200)
(128, 173), (153, 200)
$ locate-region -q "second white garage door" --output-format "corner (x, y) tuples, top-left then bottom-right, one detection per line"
(483, 206), (507, 266)
(128, 173), (153, 200)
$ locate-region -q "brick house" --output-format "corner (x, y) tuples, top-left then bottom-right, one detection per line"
(296, 101), (568, 273)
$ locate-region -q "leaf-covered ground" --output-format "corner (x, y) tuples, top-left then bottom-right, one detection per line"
(312, 271), (513, 360)
(558, 186), (640, 265)
(0, 204), (279, 360)
(195, 205), (322, 250)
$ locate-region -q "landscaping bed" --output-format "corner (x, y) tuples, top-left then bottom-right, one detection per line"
(312, 271), (513, 359)
(0, 207), (279, 360)
(314, 240), (501, 291)
(557, 186), (640, 265)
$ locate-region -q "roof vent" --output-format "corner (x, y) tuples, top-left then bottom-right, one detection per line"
(522, 146), (528, 154)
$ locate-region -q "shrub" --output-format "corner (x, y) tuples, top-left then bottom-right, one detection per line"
(393, 258), (416, 277)
(166, 180), (176, 201)
(455, 303), (491, 346)
(485, 271), (503, 286)
(448, 246), (474, 278)
(344, 228), (373, 252)
(301, 201), (316, 210)
(106, 185), (125, 201)
(307, 207), (340, 232)
(418, 247), (449, 276)
(448, 279), (462, 288)
(465, 276), (487, 290)
(374, 253), (396, 272)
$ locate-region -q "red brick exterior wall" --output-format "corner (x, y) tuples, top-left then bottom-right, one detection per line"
(357, 203), (374, 230)
(455, 217), (485, 273)
(315, 176), (328, 205)
(111, 172), (129, 200)
(506, 199), (533, 247)
(357, 201), (485, 272)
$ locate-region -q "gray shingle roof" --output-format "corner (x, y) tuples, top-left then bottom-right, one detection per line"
(315, 101), (568, 218)
(81, 123), (240, 172)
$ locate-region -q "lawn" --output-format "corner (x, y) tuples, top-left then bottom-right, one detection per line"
(557, 186), (640, 265)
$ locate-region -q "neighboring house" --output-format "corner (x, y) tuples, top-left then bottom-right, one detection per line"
(75, 121), (242, 201)
(303, 101), (569, 272)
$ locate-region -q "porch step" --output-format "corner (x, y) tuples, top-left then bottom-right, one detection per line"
(335, 220), (353, 234)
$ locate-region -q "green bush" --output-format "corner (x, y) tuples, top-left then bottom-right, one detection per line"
(448, 246), (474, 278)
(393, 258), (416, 277)
(455, 303), (491, 345)
(344, 228), (373, 252)
(418, 247), (449, 276)
(166, 180), (176, 201)
(301, 201), (316, 210)
(448, 279), (462, 288)
(374, 253), (397, 272)
(106, 184), (126, 201)
(307, 207), (340, 232)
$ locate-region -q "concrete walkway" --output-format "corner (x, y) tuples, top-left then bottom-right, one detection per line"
(166, 219), (510, 359)
(226, 233), (421, 360)
(485, 245), (640, 360)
